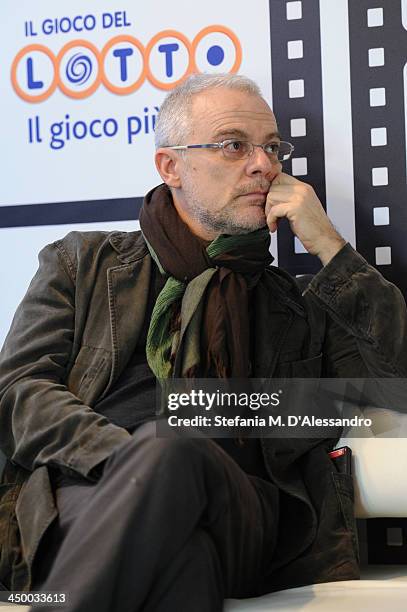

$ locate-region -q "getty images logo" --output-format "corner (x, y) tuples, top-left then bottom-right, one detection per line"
(11, 26), (242, 102)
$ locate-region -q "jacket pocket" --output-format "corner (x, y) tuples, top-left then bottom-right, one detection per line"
(275, 353), (322, 378)
(332, 471), (360, 565)
(67, 345), (110, 402)
(291, 353), (322, 377)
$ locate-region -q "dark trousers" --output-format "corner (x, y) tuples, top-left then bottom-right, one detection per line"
(30, 421), (280, 612)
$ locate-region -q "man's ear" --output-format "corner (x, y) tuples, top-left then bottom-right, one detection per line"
(155, 148), (182, 188)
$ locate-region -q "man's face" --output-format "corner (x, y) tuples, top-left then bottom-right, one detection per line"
(172, 87), (282, 239)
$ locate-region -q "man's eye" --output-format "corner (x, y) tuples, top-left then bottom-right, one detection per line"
(225, 140), (243, 151)
(265, 143), (280, 153)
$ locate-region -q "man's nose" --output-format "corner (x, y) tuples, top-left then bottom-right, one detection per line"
(245, 146), (282, 179)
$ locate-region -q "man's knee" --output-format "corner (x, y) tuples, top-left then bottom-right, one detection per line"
(104, 420), (217, 479)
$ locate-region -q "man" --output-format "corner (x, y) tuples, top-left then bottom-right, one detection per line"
(0, 73), (406, 611)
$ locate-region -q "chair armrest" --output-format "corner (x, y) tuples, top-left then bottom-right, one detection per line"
(338, 432), (407, 518)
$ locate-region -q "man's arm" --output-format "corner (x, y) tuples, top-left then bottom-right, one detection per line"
(0, 239), (132, 481)
(306, 243), (407, 378)
(265, 172), (407, 378)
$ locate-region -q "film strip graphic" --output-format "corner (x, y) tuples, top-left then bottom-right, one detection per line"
(269, 0), (326, 275)
(348, 0), (407, 295)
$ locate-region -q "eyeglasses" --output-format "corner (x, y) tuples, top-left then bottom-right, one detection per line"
(164, 139), (294, 162)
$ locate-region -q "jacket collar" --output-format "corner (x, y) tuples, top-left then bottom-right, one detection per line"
(109, 230), (148, 263)
(108, 229), (306, 316)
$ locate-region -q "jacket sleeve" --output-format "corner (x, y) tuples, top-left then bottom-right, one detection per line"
(0, 240), (132, 481)
(304, 242), (407, 380)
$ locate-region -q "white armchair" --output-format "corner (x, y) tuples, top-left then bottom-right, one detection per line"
(225, 432), (407, 611)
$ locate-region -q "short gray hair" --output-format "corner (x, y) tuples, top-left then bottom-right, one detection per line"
(154, 73), (264, 149)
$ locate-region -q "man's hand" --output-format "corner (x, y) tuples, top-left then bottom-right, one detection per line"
(265, 172), (346, 266)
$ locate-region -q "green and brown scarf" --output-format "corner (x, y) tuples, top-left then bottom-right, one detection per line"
(139, 183), (277, 381)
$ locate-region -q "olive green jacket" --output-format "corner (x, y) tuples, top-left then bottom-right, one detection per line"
(0, 230), (406, 592)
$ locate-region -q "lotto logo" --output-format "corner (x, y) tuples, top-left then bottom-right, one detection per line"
(11, 26), (242, 102)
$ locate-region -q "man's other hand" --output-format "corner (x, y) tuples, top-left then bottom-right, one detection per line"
(265, 172), (346, 265)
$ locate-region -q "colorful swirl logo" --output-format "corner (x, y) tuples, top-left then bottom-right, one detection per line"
(66, 53), (93, 85)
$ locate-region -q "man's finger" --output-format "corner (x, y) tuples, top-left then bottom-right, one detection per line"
(265, 196), (289, 215)
(266, 202), (290, 226)
(271, 172), (300, 186)
(266, 186), (298, 200)
(268, 184), (300, 193)
(266, 192), (290, 203)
